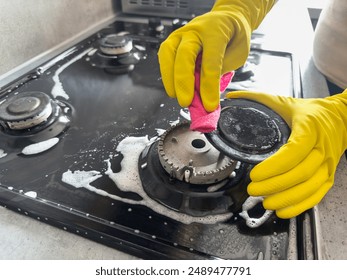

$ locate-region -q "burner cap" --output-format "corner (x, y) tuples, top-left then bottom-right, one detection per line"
(99, 34), (133, 55)
(0, 91), (53, 130)
(158, 122), (236, 184)
(205, 98), (290, 164)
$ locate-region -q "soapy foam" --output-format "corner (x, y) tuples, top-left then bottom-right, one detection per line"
(239, 196), (273, 228)
(155, 128), (166, 136)
(179, 109), (191, 121)
(22, 138), (59, 155)
(51, 48), (93, 99)
(62, 135), (233, 224)
(61, 170), (141, 203)
(169, 119), (180, 126)
(87, 48), (97, 56)
(24, 191), (37, 198)
(38, 47), (77, 74)
(0, 149), (7, 158)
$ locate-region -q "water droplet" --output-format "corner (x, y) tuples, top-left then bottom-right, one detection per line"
(152, 235), (156, 239)
(128, 208), (132, 212)
(134, 229), (140, 234)
(173, 243), (178, 246)
(219, 229), (224, 234)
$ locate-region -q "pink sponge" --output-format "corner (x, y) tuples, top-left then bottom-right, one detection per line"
(188, 54), (234, 133)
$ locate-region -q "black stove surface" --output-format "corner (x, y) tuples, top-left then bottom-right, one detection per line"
(0, 17), (307, 259)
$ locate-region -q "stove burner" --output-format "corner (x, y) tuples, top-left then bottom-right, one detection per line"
(99, 34), (133, 55)
(89, 34), (145, 74)
(0, 91), (53, 130)
(0, 91), (71, 138)
(139, 123), (252, 217)
(158, 122), (236, 184)
(205, 98), (291, 164)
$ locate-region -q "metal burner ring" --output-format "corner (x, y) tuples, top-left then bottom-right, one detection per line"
(99, 34), (133, 55)
(0, 91), (53, 130)
(158, 122), (237, 184)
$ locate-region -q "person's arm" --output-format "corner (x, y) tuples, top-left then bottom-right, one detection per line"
(226, 89), (347, 218)
(158, 0), (276, 112)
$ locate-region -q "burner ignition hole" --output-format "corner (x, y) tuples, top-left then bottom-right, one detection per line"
(191, 139), (206, 149)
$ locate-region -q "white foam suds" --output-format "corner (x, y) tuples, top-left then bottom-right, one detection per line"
(239, 196), (273, 228)
(0, 149), (7, 158)
(87, 48), (97, 56)
(21, 138), (59, 155)
(38, 47), (77, 74)
(51, 47), (93, 99)
(155, 128), (166, 136)
(62, 135), (233, 224)
(24, 191), (37, 198)
(134, 44), (146, 51)
(169, 119), (180, 126)
(63, 170), (102, 191)
(179, 109), (191, 121)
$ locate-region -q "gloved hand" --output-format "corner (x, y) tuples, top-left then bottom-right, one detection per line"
(158, 0), (275, 112)
(226, 90), (347, 218)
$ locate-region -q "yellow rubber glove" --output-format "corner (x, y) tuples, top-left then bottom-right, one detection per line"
(226, 90), (347, 218)
(158, 0), (275, 112)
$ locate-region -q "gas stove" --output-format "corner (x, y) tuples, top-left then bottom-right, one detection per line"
(0, 6), (317, 259)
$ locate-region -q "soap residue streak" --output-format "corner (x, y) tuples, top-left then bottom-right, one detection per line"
(0, 149), (7, 158)
(38, 47), (77, 74)
(239, 196), (273, 228)
(24, 191), (37, 198)
(62, 135), (233, 224)
(22, 138), (59, 155)
(51, 47), (93, 99)
(179, 109), (191, 121)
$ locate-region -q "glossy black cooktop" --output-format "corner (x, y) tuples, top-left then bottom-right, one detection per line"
(0, 18), (308, 259)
